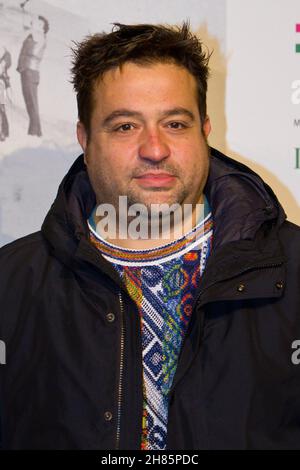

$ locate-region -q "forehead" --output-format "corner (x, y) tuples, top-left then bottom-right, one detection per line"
(92, 62), (199, 114)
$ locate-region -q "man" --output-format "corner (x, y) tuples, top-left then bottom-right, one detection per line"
(0, 47), (11, 141)
(1, 22), (300, 450)
(17, 14), (49, 137)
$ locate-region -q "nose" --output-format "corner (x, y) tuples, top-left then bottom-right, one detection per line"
(138, 127), (170, 162)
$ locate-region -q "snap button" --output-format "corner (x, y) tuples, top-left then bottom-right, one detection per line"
(104, 411), (113, 421)
(106, 312), (115, 323)
(237, 283), (245, 292)
(264, 205), (273, 215)
(275, 281), (284, 290)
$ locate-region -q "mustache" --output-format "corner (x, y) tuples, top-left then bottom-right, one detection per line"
(132, 164), (179, 178)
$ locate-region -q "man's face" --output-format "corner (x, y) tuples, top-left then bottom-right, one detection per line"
(32, 16), (43, 33)
(77, 61), (211, 213)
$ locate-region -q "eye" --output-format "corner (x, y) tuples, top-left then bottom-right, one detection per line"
(167, 121), (187, 130)
(114, 123), (135, 132)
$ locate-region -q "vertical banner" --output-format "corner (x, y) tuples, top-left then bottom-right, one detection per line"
(226, 0), (300, 224)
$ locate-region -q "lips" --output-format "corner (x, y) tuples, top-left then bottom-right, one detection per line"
(134, 173), (176, 187)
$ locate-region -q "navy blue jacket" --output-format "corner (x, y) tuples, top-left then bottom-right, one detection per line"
(1, 148), (300, 449)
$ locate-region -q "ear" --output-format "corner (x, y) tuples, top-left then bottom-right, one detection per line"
(76, 121), (88, 163)
(202, 115), (211, 138)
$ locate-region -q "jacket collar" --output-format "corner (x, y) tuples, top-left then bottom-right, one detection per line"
(41, 147), (287, 287)
(205, 147), (286, 249)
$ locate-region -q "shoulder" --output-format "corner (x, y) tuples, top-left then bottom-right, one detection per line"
(277, 221), (300, 276)
(0, 231), (49, 269)
(278, 220), (300, 243)
(0, 231), (58, 307)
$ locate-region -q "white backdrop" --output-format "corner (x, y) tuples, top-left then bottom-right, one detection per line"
(0, 0), (298, 247)
(226, 0), (300, 224)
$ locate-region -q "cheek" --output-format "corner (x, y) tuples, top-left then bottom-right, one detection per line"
(175, 142), (205, 170)
(89, 153), (133, 191)
(178, 144), (209, 185)
(91, 138), (136, 170)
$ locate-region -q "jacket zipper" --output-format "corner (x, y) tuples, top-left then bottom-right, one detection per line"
(115, 290), (125, 450)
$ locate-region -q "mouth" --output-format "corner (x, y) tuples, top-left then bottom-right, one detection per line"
(134, 173), (176, 187)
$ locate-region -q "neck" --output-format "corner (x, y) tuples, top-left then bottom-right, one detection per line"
(93, 194), (206, 250)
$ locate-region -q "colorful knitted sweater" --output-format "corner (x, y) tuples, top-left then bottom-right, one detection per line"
(88, 198), (213, 450)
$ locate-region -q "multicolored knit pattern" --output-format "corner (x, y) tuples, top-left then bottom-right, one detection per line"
(88, 203), (213, 450)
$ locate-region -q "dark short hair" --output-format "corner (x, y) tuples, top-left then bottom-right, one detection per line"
(38, 15), (49, 35)
(71, 21), (211, 138)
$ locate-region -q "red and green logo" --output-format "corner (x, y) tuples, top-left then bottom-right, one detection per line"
(296, 24), (300, 52)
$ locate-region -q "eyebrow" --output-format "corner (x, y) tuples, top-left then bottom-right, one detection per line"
(101, 107), (196, 128)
